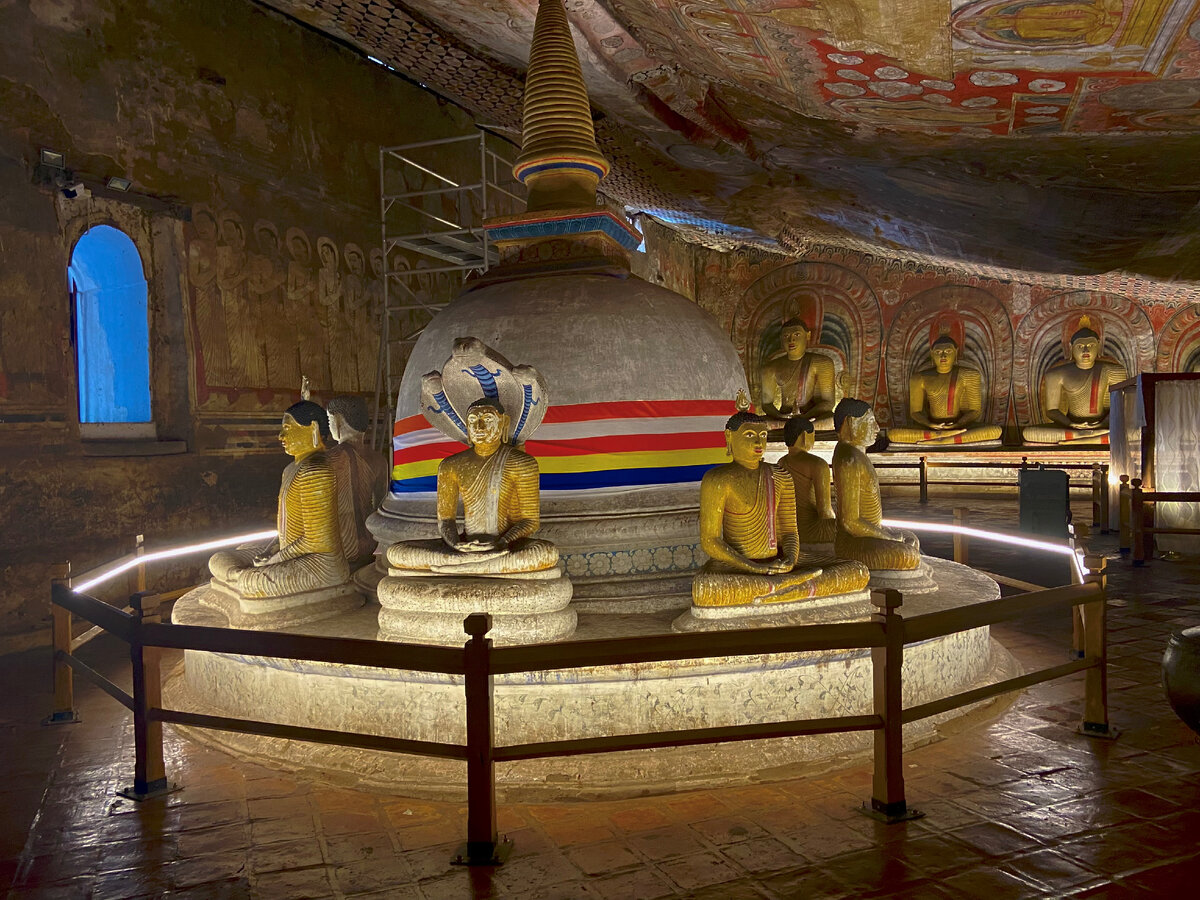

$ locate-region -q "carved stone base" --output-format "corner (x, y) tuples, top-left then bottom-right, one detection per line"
(201, 581), (364, 629)
(376, 565), (576, 646)
(868, 559), (938, 595)
(378, 606), (578, 646)
(672, 589), (872, 632)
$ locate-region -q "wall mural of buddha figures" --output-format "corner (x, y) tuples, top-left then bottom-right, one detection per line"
(884, 286), (1012, 446)
(736, 262), (883, 430)
(184, 204), (383, 416)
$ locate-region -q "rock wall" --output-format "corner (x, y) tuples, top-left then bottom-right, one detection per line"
(642, 226), (1200, 432)
(0, 0), (476, 651)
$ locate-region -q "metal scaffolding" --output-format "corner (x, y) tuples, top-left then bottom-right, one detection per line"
(372, 128), (523, 450)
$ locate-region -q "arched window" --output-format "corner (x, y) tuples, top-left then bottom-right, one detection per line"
(68, 225), (152, 433)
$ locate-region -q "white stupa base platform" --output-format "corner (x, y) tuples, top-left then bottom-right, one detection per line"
(200, 581), (364, 630)
(167, 557), (1014, 799)
(868, 558), (938, 595)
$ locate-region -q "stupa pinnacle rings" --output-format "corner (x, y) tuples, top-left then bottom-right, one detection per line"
(513, 0), (611, 211)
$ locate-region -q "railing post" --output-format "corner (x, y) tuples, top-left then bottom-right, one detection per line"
(864, 589), (921, 823)
(952, 508), (969, 566)
(1118, 475), (1131, 553)
(454, 613), (511, 866)
(1099, 465), (1111, 534)
(1131, 479), (1147, 566)
(1078, 555), (1117, 739)
(44, 566), (79, 725)
(1069, 524), (1088, 656)
(119, 594), (171, 801)
(1091, 464), (1103, 529)
(135, 534), (147, 594)
(918, 456), (928, 504)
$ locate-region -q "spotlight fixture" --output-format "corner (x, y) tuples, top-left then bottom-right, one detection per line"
(106, 175), (132, 192)
(40, 148), (66, 168)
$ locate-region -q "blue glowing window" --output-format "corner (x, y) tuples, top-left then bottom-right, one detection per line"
(68, 225), (152, 424)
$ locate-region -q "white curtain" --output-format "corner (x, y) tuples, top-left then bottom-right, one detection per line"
(1153, 380), (1200, 555)
(1108, 380), (1144, 532)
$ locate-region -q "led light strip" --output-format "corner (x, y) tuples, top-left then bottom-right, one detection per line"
(881, 518), (1087, 583)
(72, 530), (276, 594)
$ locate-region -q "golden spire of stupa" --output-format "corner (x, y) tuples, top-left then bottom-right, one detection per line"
(513, 0), (611, 212)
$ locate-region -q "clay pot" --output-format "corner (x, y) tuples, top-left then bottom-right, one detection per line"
(1162, 627), (1200, 736)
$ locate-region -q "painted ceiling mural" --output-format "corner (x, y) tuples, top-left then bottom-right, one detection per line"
(263, 0), (1200, 280)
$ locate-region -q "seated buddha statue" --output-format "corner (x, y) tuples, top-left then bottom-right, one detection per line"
(1023, 316), (1127, 445)
(886, 332), (1002, 447)
(689, 407), (869, 612)
(207, 401), (361, 623)
(378, 340), (574, 646)
(781, 416), (837, 546)
(385, 398), (560, 575)
(832, 399), (924, 576)
(325, 395), (390, 569)
(759, 317), (837, 431)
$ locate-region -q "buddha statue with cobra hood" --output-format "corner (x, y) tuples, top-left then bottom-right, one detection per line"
(377, 338), (575, 645)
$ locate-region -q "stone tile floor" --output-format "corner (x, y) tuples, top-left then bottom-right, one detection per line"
(4, 496), (1200, 898)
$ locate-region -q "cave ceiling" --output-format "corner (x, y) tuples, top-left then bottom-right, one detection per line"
(261, 0), (1200, 280)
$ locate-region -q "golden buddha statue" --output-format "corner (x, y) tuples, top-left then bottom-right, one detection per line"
(385, 398), (559, 575)
(781, 417), (837, 545)
(887, 326), (1002, 447)
(691, 407), (869, 610)
(832, 399), (923, 572)
(759, 317), (837, 431)
(378, 337), (574, 645)
(209, 401), (353, 603)
(325, 395), (389, 569)
(1023, 316), (1127, 445)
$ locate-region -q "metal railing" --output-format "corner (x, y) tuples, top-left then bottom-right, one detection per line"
(874, 456), (1107, 515)
(47, 524), (1113, 867)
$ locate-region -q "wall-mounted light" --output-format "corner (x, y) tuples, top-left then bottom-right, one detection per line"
(106, 176), (132, 192)
(40, 148), (66, 168)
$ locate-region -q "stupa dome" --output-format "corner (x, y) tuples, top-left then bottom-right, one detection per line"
(397, 271), (745, 440)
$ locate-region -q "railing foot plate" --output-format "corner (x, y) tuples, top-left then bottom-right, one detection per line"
(42, 710), (80, 726)
(859, 801), (925, 824)
(118, 780), (181, 802)
(451, 839), (513, 867)
(1077, 722), (1120, 741)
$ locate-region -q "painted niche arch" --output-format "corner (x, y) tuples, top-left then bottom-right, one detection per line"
(68, 224), (152, 427)
(733, 262), (883, 419)
(884, 285), (1014, 429)
(1157, 304), (1200, 373)
(1012, 291), (1155, 427)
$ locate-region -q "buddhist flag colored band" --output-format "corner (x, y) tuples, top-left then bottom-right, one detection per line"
(390, 399), (738, 494)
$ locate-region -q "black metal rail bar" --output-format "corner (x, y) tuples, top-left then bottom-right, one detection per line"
(495, 714), (883, 762)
